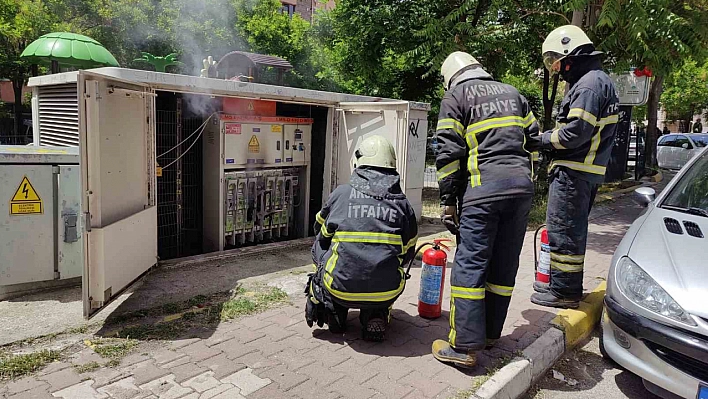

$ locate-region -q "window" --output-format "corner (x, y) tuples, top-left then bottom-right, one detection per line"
(280, 4), (295, 17)
(658, 135), (676, 147)
(662, 152), (708, 212)
(691, 135), (708, 148)
(675, 135), (693, 149)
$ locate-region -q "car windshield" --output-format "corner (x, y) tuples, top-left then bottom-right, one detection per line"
(662, 151), (708, 214)
(692, 136), (708, 147)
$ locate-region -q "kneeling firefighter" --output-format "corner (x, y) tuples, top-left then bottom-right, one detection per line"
(432, 52), (541, 367)
(305, 135), (418, 341)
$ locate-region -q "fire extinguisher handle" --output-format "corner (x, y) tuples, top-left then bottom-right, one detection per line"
(404, 243), (434, 280)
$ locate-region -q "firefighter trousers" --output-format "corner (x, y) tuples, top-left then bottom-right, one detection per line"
(449, 196), (532, 351)
(546, 167), (599, 299)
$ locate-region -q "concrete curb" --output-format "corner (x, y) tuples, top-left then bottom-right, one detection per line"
(471, 282), (607, 399)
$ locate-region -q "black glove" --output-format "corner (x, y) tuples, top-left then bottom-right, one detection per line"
(441, 205), (459, 235)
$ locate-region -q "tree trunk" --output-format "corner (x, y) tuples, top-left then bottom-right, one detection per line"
(645, 75), (665, 169)
(12, 78), (23, 142)
(572, 10), (584, 26)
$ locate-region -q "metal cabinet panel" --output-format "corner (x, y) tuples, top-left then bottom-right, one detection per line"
(57, 165), (82, 279)
(0, 165), (55, 285)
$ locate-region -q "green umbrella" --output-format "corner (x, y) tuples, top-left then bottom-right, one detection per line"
(21, 32), (119, 72)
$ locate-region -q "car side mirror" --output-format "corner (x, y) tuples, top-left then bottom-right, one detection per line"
(633, 187), (656, 207)
(682, 143), (690, 149)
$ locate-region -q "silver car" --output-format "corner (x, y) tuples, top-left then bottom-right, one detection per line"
(657, 133), (708, 170)
(601, 146), (708, 399)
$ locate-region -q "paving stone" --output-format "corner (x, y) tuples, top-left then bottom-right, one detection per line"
(220, 368), (272, 395)
(258, 325), (297, 342)
(235, 351), (280, 370)
(51, 380), (107, 399)
(198, 383), (236, 399)
(247, 338), (289, 358)
(327, 378), (377, 399)
(259, 365), (309, 392)
(158, 355), (193, 370)
(151, 349), (186, 366)
(303, 346), (350, 368)
(246, 382), (291, 399)
(168, 362), (208, 383)
(330, 358), (378, 384)
(87, 367), (131, 389)
(68, 349), (106, 367)
(169, 338), (201, 350)
(288, 380), (343, 399)
(182, 371), (221, 393)
(368, 356), (415, 380)
(431, 366), (474, 390)
(138, 374), (193, 399)
(39, 368), (82, 393)
(209, 386), (246, 399)
(128, 361), (171, 386)
(278, 336), (320, 353)
(364, 374), (415, 399)
(212, 339), (258, 360)
(239, 316), (273, 331)
(296, 361), (345, 387)
(6, 376), (48, 395)
(95, 376), (141, 399)
(38, 362), (71, 376)
(118, 353), (152, 368)
(234, 330), (267, 344)
(263, 312), (302, 329)
(270, 349), (316, 371)
(400, 371), (450, 398)
(8, 385), (54, 399)
(178, 341), (222, 363)
(198, 353), (247, 379)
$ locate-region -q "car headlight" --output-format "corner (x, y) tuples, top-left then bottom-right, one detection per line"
(616, 257), (696, 326)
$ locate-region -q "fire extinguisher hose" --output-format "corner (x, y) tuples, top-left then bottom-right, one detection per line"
(404, 243), (437, 280)
(533, 224), (546, 273)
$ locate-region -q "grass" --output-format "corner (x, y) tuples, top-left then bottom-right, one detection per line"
(421, 188), (441, 218)
(219, 287), (289, 321)
(86, 338), (137, 362)
(449, 355), (515, 398)
(0, 350), (60, 380)
(73, 361), (101, 374)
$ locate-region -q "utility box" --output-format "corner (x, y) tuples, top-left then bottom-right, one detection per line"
(0, 146), (82, 300)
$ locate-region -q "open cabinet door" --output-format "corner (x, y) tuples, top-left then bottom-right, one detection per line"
(336, 102), (409, 189)
(79, 71), (157, 318)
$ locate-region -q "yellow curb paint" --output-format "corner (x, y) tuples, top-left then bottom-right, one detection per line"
(162, 313), (184, 323)
(652, 171), (664, 183)
(551, 281), (607, 347)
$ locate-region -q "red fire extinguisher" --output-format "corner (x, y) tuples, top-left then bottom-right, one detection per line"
(405, 239), (451, 319)
(534, 225), (551, 285)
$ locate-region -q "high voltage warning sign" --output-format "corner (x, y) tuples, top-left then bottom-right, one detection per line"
(248, 135), (260, 153)
(10, 176), (43, 215)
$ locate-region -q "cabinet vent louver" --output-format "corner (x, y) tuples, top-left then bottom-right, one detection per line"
(37, 84), (79, 147)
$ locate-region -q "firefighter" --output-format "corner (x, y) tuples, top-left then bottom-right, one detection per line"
(530, 25), (619, 308)
(431, 52), (540, 368)
(304, 135), (418, 341)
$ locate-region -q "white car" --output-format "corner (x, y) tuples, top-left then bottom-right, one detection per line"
(657, 133), (708, 170)
(601, 146), (708, 399)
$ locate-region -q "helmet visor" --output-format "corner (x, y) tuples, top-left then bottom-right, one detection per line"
(543, 52), (565, 74)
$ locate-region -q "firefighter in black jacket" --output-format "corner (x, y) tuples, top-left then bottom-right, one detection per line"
(305, 135), (418, 341)
(530, 25), (619, 308)
(431, 52), (540, 368)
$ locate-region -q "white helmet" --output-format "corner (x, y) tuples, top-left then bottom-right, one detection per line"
(354, 135), (397, 169)
(441, 51), (481, 90)
(542, 25), (594, 73)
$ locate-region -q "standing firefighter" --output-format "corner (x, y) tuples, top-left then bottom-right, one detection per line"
(305, 135), (418, 341)
(432, 52), (540, 367)
(530, 25), (619, 308)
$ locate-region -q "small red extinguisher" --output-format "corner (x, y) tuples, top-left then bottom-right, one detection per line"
(405, 239), (451, 319)
(534, 225), (551, 284)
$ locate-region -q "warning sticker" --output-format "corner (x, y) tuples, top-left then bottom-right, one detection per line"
(225, 123), (242, 135)
(248, 135), (260, 153)
(10, 176), (43, 215)
(271, 125), (282, 133)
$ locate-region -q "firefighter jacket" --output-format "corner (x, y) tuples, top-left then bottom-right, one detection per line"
(541, 57), (620, 183)
(435, 67), (540, 207)
(312, 166), (418, 308)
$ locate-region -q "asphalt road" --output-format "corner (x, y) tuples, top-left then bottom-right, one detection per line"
(522, 329), (662, 399)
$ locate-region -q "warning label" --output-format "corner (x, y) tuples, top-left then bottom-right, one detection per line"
(9, 176), (43, 215)
(225, 123), (242, 135)
(271, 125), (282, 133)
(248, 135), (260, 153)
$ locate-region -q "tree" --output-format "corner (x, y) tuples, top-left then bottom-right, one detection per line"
(0, 0), (54, 140)
(570, 0), (708, 168)
(661, 58), (708, 131)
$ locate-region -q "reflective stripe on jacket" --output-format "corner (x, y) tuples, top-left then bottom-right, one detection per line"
(541, 66), (620, 183)
(435, 67), (540, 207)
(313, 167), (418, 307)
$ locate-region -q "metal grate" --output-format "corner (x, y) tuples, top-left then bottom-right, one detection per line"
(663, 218), (684, 235)
(645, 341), (708, 383)
(37, 84), (79, 147)
(156, 99), (203, 260)
(683, 221), (704, 238)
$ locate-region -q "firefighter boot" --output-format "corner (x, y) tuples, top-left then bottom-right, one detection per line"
(360, 309), (389, 342)
(327, 304), (349, 334)
(533, 281), (550, 293)
(432, 340), (477, 368)
(530, 292), (580, 309)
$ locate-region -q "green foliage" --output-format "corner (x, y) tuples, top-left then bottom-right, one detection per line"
(661, 58), (708, 121)
(0, 350), (60, 380)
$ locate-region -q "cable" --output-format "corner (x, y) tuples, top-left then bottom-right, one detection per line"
(161, 118), (209, 170)
(157, 112), (216, 159)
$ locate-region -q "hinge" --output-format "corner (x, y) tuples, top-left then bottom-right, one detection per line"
(84, 212), (92, 232)
(52, 165), (60, 174)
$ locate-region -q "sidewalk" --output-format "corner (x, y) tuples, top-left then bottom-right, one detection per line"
(0, 194), (645, 399)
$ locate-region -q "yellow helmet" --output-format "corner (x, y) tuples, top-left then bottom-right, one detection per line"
(441, 51), (481, 90)
(542, 25), (593, 73)
(355, 135), (397, 169)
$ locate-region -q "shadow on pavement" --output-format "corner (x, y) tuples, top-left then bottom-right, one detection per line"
(615, 372), (662, 399)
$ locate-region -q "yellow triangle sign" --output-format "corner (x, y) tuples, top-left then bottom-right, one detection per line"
(248, 135), (259, 146)
(11, 176), (42, 202)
